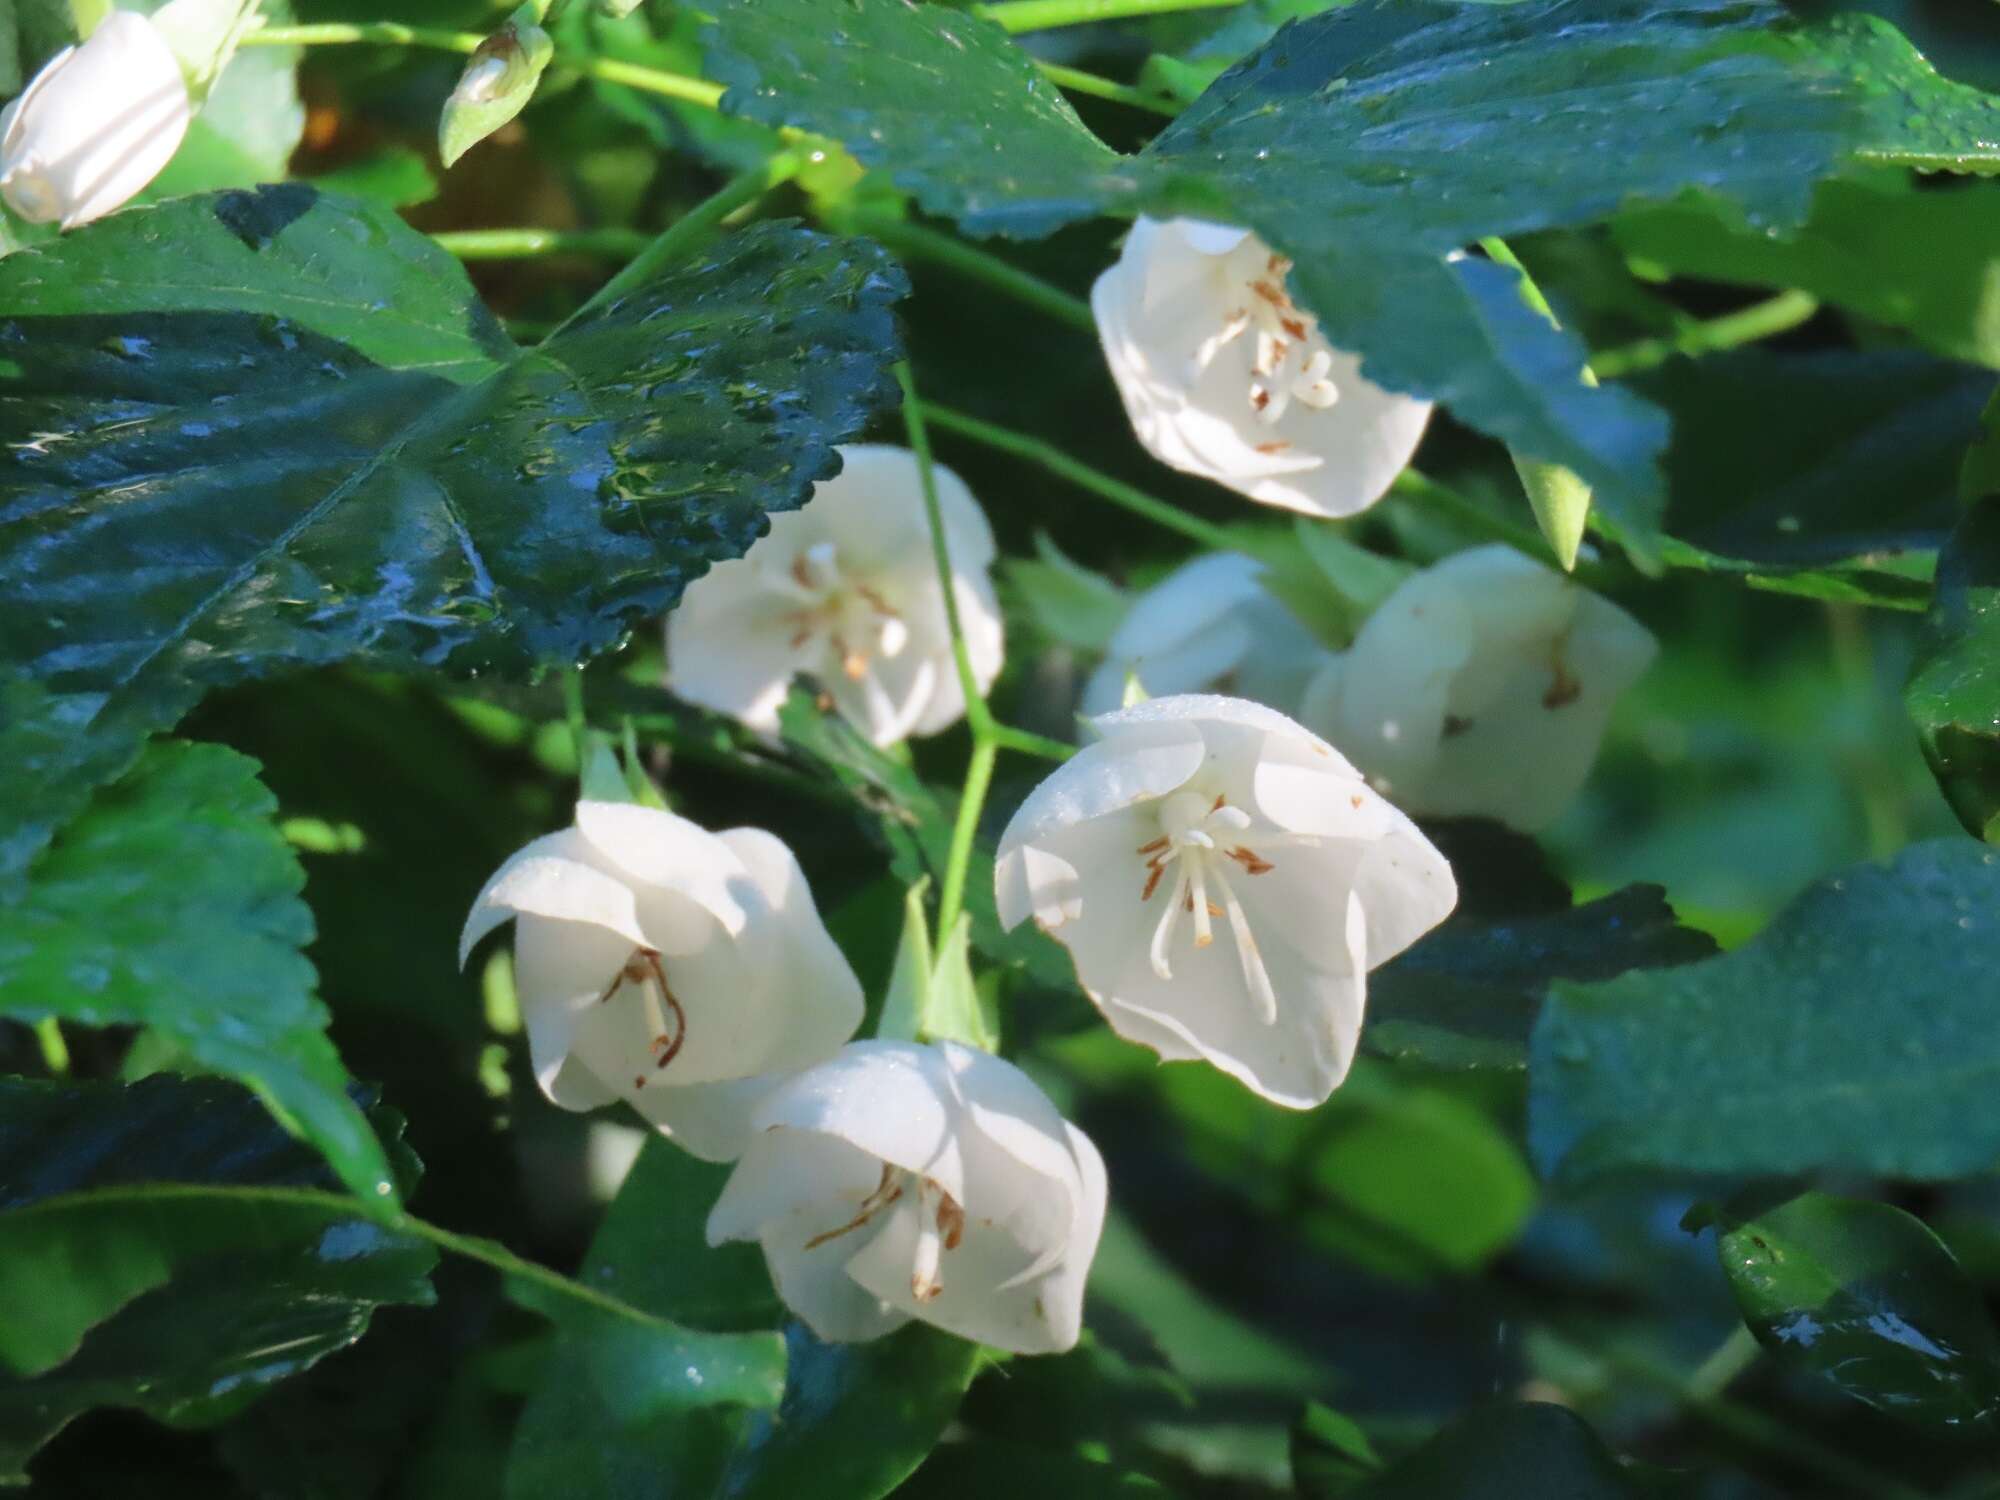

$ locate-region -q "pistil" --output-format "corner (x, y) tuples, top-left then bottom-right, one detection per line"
(1138, 790), (1280, 1021)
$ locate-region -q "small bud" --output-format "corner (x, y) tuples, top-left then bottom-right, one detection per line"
(0, 12), (192, 230)
(438, 11), (554, 169)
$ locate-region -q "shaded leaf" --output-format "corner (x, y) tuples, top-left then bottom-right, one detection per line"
(0, 739), (392, 1202)
(1292, 1401), (1383, 1498)
(1910, 496), (2000, 841)
(0, 188), (904, 810)
(896, 1440), (1172, 1498)
(1531, 840), (2000, 1185)
(1346, 1402), (1638, 1499)
(0, 1074), (435, 1480)
(1715, 1192), (2000, 1431)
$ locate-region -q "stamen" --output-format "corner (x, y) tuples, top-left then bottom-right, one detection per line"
(1210, 865), (1278, 1024)
(1141, 861), (1167, 902)
(911, 1179), (949, 1302)
(1544, 657), (1582, 709)
(1136, 836), (1170, 856)
(803, 1163), (903, 1250)
(1226, 846), (1275, 876)
(599, 948), (687, 1071)
(1189, 859), (1214, 948)
(1150, 869), (1190, 979)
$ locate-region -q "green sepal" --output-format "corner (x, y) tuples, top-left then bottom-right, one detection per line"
(1512, 454), (1592, 574)
(438, 7), (555, 169)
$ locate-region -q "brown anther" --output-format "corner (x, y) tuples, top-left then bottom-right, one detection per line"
(839, 644), (869, 680)
(935, 1189), (965, 1252)
(1543, 660), (1582, 709)
(1136, 836), (1169, 856)
(1227, 847), (1275, 876)
(1182, 886), (1195, 913)
(1254, 440), (1293, 454)
(1207, 901), (1224, 918)
(856, 583), (899, 618)
(1280, 316), (1308, 341)
(1141, 863), (1167, 902)
(1442, 713), (1474, 738)
(634, 1076), (646, 1089)
(791, 555), (815, 589)
(1251, 389), (1271, 411)
(1211, 793), (1227, 813)
(788, 626), (814, 650)
(1349, 794), (1364, 809)
(1251, 279), (1285, 306)
(804, 1163), (903, 1250)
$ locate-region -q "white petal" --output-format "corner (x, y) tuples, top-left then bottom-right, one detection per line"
(665, 568), (811, 734)
(457, 829), (649, 966)
(573, 801), (752, 940)
(632, 1074), (789, 1163)
(746, 1042), (968, 1200)
(1169, 218), (1255, 257)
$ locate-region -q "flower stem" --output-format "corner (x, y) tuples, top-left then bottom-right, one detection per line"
(34, 1017), (69, 1078)
(915, 399), (1248, 556)
(1033, 61), (1180, 116)
(551, 148), (807, 337)
(977, 0), (1248, 31)
(1587, 289), (1821, 380)
(850, 214), (1098, 334)
(432, 227), (652, 261)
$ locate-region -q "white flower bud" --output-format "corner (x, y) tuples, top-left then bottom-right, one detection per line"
(666, 445), (1004, 749)
(438, 13), (555, 169)
(1092, 217), (1433, 519)
(707, 1040), (1106, 1355)
(1299, 545), (1658, 832)
(1081, 551), (1330, 718)
(996, 695), (1456, 1108)
(0, 12), (192, 230)
(460, 801), (864, 1162)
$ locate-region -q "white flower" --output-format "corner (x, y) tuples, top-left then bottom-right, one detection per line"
(706, 1039), (1105, 1355)
(994, 695), (1455, 1107)
(1081, 552), (1330, 717)
(1092, 217), (1433, 519)
(666, 444), (1003, 748)
(0, 12), (192, 230)
(1299, 545), (1657, 832)
(459, 801), (863, 1162)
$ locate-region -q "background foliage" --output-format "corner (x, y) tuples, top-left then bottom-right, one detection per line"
(7, 0), (2000, 1496)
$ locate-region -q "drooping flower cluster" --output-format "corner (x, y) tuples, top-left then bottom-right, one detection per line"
(996, 695), (1457, 1107)
(667, 445), (1003, 748)
(1093, 217), (1433, 519)
(1300, 545), (1657, 832)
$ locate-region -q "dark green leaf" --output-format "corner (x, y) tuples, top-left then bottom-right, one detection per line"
(1531, 840), (2000, 1185)
(1910, 496), (2000, 841)
(0, 188), (904, 785)
(0, 739), (393, 1202)
(1293, 1401), (1383, 1498)
(0, 1074), (435, 1480)
(698, 0), (1123, 238)
(1371, 884), (1717, 1071)
(895, 1439), (1172, 1498)
(1346, 1402), (1639, 1499)
(506, 1141), (786, 1499)
(1615, 177), (2000, 369)
(1715, 1192), (2000, 1430)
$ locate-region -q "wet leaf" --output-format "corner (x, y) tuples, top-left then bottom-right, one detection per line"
(0, 740), (393, 1203)
(0, 1074), (435, 1480)
(0, 188), (904, 827)
(1910, 495), (2000, 842)
(1531, 840), (2000, 1185)
(1715, 1192), (2000, 1431)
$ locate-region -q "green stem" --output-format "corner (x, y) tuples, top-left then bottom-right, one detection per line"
(433, 227), (652, 261)
(562, 667), (587, 768)
(916, 399), (1243, 556)
(1684, 1323), (1761, 1404)
(977, 0), (1247, 30)
(1033, 61), (1180, 116)
(552, 148), (807, 337)
(34, 1017), (69, 1078)
(989, 722), (1077, 762)
(939, 740), (999, 938)
(241, 20), (728, 112)
(850, 214), (1097, 334)
(1588, 289), (1821, 380)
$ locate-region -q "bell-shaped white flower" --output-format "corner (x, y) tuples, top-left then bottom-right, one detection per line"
(666, 444), (1003, 748)
(707, 1039), (1105, 1355)
(0, 12), (192, 230)
(995, 695), (1455, 1107)
(1081, 551), (1330, 717)
(460, 801), (864, 1162)
(1092, 217), (1433, 519)
(1299, 545), (1657, 832)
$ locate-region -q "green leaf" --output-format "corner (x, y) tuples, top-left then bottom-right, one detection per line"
(1910, 497), (2000, 842)
(1531, 839), (2000, 1185)
(0, 188), (904, 788)
(0, 739), (394, 1203)
(1369, 882), (1717, 1071)
(895, 1440), (1172, 1498)
(1345, 1402), (1640, 1499)
(0, 1074), (435, 1479)
(1004, 531), (1128, 653)
(306, 147), (441, 210)
(698, 0), (1123, 239)
(140, 0), (304, 198)
(510, 1137), (976, 1500)
(1292, 1401), (1384, 1498)
(1714, 1192), (2000, 1430)
(1616, 176), (2000, 369)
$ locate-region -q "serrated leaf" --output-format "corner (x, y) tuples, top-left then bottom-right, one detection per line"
(0, 187), (904, 810)
(1531, 840), (2000, 1185)
(0, 1074), (435, 1479)
(0, 739), (393, 1203)
(1715, 1192), (2000, 1430)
